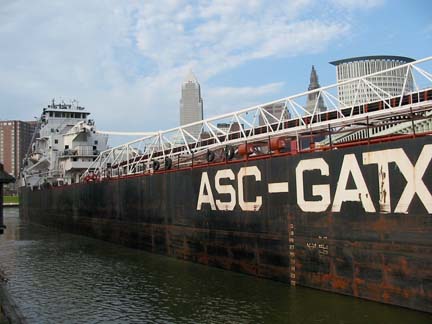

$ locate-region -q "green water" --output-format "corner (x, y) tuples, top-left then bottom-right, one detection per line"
(0, 208), (430, 323)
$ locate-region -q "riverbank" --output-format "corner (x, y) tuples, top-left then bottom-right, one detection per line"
(2, 196), (19, 208)
(2, 196), (18, 204)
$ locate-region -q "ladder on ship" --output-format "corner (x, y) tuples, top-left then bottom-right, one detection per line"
(82, 56), (432, 181)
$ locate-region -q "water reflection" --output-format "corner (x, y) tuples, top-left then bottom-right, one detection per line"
(0, 208), (430, 323)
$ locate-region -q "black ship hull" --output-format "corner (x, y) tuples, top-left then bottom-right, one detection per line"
(20, 136), (432, 312)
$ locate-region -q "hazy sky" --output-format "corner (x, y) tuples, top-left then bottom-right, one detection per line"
(0, 0), (430, 143)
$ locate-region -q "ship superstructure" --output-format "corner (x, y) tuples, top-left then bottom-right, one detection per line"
(21, 100), (108, 187)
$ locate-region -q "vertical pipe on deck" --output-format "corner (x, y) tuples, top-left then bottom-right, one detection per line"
(366, 116), (370, 144)
(126, 146), (129, 175)
(268, 136), (271, 155)
(411, 107), (416, 137)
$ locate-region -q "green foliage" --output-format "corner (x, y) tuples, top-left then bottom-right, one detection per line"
(3, 196), (19, 204)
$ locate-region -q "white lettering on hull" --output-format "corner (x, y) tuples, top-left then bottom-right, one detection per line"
(196, 172), (216, 210)
(296, 158), (330, 212)
(196, 145), (432, 214)
(363, 145), (432, 213)
(197, 166), (262, 211)
(332, 154), (375, 213)
(215, 169), (236, 211)
(268, 182), (289, 193)
(363, 149), (394, 213)
(238, 166), (262, 211)
(393, 145), (432, 213)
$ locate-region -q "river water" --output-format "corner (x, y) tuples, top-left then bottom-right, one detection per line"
(0, 208), (430, 324)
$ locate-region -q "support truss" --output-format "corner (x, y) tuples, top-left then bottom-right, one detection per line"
(82, 56), (432, 181)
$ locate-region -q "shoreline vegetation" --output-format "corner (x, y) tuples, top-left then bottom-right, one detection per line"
(2, 196), (19, 205)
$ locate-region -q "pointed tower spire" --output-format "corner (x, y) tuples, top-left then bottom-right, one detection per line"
(308, 65), (319, 90)
(305, 65), (326, 114)
(184, 69), (198, 84)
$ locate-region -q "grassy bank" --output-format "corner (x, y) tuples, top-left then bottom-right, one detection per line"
(3, 196), (19, 204)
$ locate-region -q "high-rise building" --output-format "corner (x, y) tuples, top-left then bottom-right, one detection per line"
(259, 102), (290, 126)
(330, 55), (414, 106)
(0, 120), (37, 178)
(216, 122), (243, 135)
(327, 56), (419, 144)
(180, 70), (203, 139)
(305, 65), (326, 114)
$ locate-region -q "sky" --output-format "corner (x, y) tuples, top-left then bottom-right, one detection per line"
(0, 0), (431, 144)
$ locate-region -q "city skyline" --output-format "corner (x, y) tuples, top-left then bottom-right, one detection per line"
(0, 1), (430, 145)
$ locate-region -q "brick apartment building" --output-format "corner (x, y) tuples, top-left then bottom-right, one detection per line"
(0, 120), (37, 180)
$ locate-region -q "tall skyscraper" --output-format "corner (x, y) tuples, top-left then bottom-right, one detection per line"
(0, 120), (37, 178)
(305, 65), (326, 114)
(259, 102), (289, 126)
(180, 70), (203, 139)
(330, 55), (414, 106)
(328, 56), (417, 144)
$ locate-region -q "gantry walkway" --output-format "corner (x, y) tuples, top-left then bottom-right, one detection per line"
(82, 56), (432, 181)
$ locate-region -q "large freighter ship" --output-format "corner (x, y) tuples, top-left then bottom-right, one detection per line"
(20, 57), (432, 312)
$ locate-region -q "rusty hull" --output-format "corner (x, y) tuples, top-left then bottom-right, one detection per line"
(20, 136), (432, 313)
